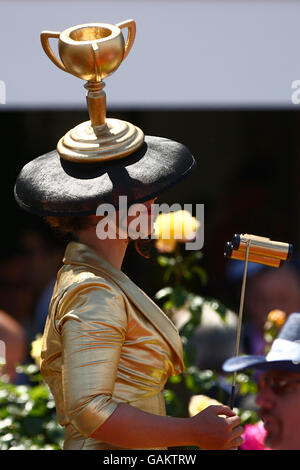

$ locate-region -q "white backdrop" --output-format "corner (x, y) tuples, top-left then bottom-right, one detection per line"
(1, 1), (300, 109)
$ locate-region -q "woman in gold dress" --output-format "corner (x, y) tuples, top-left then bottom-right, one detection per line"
(14, 134), (243, 450)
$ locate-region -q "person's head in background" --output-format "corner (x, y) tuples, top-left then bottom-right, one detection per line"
(245, 263), (300, 334)
(0, 243), (37, 332)
(0, 309), (26, 383)
(255, 369), (300, 450)
(17, 223), (66, 295)
(225, 260), (300, 354)
(223, 313), (300, 450)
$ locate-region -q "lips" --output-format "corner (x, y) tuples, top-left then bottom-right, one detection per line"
(260, 414), (278, 433)
(262, 419), (272, 432)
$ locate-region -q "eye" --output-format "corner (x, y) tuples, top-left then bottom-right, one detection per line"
(278, 380), (288, 387)
(275, 381), (288, 393)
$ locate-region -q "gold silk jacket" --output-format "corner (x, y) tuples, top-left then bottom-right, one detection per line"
(40, 241), (184, 450)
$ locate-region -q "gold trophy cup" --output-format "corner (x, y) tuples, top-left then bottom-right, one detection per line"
(41, 20), (144, 162)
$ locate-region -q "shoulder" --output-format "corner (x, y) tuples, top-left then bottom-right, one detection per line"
(51, 265), (127, 334)
(55, 263), (124, 300)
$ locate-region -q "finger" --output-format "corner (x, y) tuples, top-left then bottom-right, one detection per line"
(230, 425), (244, 439)
(229, 436), (244, 448)
(225, 415), (242, 429)
(210, 405), (236, 417)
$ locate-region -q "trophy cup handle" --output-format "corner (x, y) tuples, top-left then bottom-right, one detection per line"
(116, 20), (136, 61)
(40, 31), (66, 72)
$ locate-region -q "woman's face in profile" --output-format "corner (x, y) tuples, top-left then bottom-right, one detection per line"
(122, 197), (158, 240)
(83, 197), (158, 242)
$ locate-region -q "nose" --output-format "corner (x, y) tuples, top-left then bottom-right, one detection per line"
(256, 386), (276, 409)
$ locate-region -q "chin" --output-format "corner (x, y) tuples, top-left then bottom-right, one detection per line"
(265, 436), (284, 450)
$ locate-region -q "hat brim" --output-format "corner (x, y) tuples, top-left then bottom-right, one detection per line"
(14, 135), (196, 217)
(223, 355), (300, 373)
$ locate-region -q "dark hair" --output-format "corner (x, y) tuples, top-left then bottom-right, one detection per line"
(45, 216), (152, 259)
(44, 216), (96, 237)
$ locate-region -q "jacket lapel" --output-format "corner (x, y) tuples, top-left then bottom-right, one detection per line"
(64, 242), (184, 372)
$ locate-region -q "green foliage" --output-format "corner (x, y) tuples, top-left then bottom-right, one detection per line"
(0, 364), (64, 450)
(156, 247), (260, 427)
(157, 249), (207, 287)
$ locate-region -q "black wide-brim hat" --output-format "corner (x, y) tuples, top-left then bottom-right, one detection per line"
(223, 313), (300, 373)
(14, 135), (196, 217)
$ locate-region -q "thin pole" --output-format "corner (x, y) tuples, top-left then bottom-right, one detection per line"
(229, 240), (251, 409)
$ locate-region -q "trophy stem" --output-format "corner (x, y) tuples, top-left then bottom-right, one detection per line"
(57, 79), (144, 163)
(84, 81), (107, 128)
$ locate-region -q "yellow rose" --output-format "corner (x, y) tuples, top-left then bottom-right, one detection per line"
(155, 238), (177, 253)
(188, 394), (221, 417)
(267, 309), (286, 328)
(154, 210), (200, 253)
(30, 335), (43, 368)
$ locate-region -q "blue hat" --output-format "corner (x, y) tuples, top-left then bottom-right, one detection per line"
(223, 313), (300, 373)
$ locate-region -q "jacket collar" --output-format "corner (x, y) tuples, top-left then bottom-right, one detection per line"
(63, 241), (184, 372)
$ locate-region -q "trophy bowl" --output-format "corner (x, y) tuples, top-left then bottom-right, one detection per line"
(59, 23), (125, 81)
(41, 20), (136, 81)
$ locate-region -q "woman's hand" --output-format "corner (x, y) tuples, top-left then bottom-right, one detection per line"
(189, 404), (243, 450)
(90, 402), (243, 449)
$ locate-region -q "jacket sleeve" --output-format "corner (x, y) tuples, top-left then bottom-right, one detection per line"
(55, 281), (127, 438)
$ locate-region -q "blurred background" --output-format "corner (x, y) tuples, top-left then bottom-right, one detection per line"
(2, 0), (300, 382)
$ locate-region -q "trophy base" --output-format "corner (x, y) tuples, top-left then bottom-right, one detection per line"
(57, 118), (144, 162)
